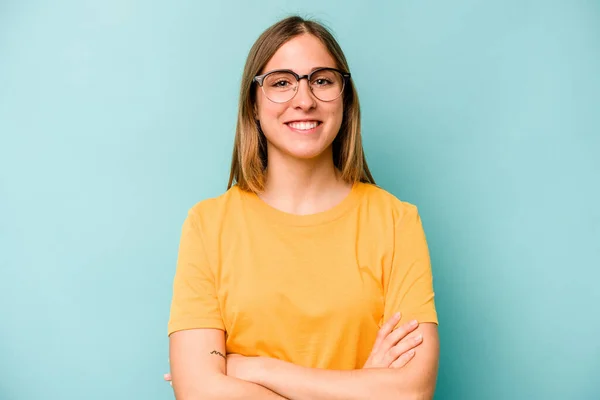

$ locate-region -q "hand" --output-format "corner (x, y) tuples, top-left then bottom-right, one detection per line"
(363, 312), (422, 369)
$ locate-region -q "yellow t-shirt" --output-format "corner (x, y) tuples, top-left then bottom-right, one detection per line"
(168, 182), (437, 370)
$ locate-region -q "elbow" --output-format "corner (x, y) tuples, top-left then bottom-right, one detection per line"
(383, 390), (431, 400)
(415, 390), (435, 400)
(401, 386), (435, 400)
(387, 381), (435, 400)
(172, 379), (220, 400)
(379, 369), (437, 400)
(173, 389), (218, 400)
(172, 388), (208, 400)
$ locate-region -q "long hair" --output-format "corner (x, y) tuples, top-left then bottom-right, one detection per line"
(227, 16), (375, 192)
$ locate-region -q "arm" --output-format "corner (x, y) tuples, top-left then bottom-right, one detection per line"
(168, 211), (285, 399)
(170, 328), (287, 400)
(239, 323), (439, 400)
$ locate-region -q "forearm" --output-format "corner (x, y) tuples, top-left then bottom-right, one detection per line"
(255, 359), (427, 400)
(176, 373), (287, 400)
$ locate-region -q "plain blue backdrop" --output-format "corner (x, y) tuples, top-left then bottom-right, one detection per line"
(1, 1), (599, 399)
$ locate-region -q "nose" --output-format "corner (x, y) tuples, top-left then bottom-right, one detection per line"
(291, 78), (317, 110)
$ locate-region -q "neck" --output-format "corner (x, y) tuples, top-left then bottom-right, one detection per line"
(260, 148), (351, 215)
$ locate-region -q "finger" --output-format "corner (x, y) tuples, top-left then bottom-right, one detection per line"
(384, 333), (423, 365)
(372, 312), (401, 353)
(390, 348), (416, 368)
(164, 373), (172, 381)
(381, 319), (419, 351)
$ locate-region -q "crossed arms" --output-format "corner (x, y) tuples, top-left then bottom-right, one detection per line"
(168, 316), (439, 400)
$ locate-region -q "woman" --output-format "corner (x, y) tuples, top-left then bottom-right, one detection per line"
(166, 15), (439, 399)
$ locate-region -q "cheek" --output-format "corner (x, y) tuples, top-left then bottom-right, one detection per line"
(256, 105), (287, 139)
(255, 90), (276, 120)
(258, 103), (286, 124)
(327, 103), (344, 128)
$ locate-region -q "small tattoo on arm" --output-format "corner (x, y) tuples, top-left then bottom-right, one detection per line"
(210, 350), (226, 359)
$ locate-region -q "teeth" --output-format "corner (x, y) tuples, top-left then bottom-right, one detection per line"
(288, 121), (319, 130)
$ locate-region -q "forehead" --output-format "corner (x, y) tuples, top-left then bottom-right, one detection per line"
(263, 34), (337, 74)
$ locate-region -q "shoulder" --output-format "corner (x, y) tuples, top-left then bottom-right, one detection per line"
(358, 182), (420, 221)
(186, 185), (245, 224)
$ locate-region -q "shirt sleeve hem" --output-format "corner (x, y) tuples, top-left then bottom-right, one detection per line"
(168, 318), (225, 336)
(406, 312), (439, 326)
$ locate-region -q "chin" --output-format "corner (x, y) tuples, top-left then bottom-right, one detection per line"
(275, 143), (331, 161)
(292, 146), (334, 160)
(289, 151), (325, 160)
(265, 132), (336, 161)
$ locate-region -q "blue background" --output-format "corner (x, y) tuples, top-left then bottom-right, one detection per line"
(1, 1), (599, 399)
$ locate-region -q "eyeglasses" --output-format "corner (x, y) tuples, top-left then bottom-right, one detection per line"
(253, 67), (351, 103)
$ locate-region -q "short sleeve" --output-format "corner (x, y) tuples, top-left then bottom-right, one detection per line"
(383, 205), (438, 327)
(167, 210), (225, 336)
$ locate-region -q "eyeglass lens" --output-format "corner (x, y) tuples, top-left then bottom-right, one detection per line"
(262, 70), (345, 103)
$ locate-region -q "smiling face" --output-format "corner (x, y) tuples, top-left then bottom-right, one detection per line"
(255, 34), (344, 163)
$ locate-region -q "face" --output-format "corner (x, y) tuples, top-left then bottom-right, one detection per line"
(255, 34), (344, 162)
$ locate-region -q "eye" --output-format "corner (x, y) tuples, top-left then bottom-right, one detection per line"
(264, 73), (296, 89)
(272, 79), (292, 88)
(312, 77), (334, 86)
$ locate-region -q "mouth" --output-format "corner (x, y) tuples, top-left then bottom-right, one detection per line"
(285, 120), (323, 133)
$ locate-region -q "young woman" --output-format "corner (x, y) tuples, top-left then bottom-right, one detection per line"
(166, 16), (440, 400)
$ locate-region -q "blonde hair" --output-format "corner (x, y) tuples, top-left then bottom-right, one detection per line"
(227, 16), (375, 192)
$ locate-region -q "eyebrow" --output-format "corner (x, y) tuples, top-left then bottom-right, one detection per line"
(309, 66), (333, 72)
(261, 66), (337, 75)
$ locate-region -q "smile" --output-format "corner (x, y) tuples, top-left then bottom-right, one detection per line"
(285, 121), (322, 131)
